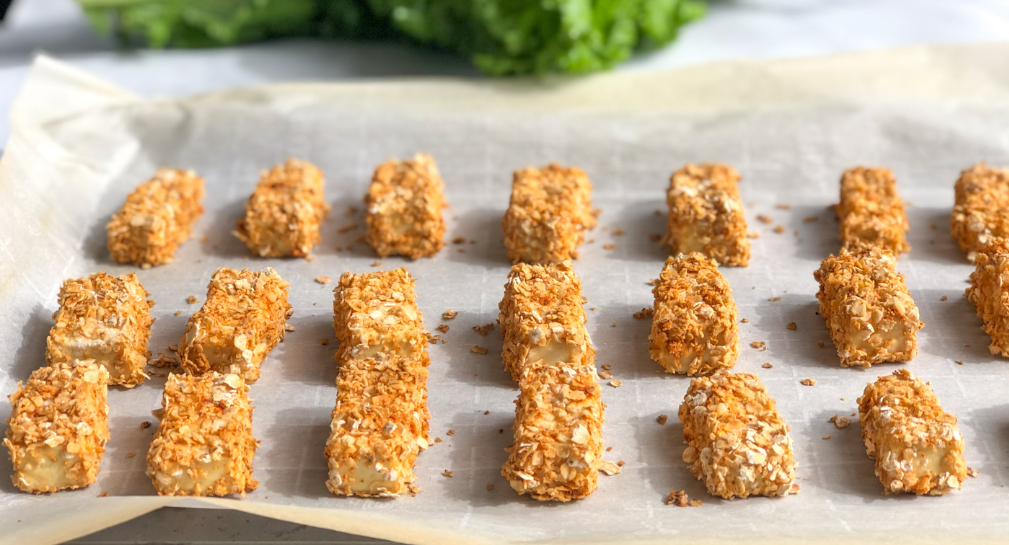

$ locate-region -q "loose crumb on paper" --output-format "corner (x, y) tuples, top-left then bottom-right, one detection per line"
(801, 378), (817, 386)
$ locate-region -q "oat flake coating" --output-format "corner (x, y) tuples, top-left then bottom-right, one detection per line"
(106, 168), (205, 268)
(46, 272), (154, 387)
(146, 372), (257, 496)
(501, 363), (605, 502)
(497, 261), (605, 501)
(951, 163), (1009, 262)
(502, 164), (596, 264)
(678, 371), (796, 499)
(667, 163), (750, 267)
(498, 261), (593, 382)
(814, 246), (922, 367)
(838, 166), (910, 255)
(365, 153), (446, 259)
(4, 360), (110, 493)
(858, 369), (967, 495)
(234, 159), (330, 258)
(179, 268), (291, 383)
(965, 236), (1009, 356)
(649, 253), (739, 375)
(327, 268), (431, 497)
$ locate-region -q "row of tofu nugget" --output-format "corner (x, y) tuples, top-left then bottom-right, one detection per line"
(8, 156), (1009, 501)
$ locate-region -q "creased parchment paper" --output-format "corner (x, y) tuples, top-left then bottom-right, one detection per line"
(4, 43), (1009, 545)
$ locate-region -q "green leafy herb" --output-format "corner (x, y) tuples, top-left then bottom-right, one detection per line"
(76, 0), (705, 75)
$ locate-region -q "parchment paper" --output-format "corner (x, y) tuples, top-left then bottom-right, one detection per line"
(4, 43), (1009, 545)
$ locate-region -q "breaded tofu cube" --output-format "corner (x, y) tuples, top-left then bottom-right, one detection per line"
(46, 272), (154, 387)
(146, 372), (257, 496)
(858, 370), (967, 495)
(814, 246), (922, 367)
(4, 361), (110, 493)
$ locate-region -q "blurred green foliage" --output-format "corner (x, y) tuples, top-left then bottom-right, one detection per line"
(77, 0), (705, 75)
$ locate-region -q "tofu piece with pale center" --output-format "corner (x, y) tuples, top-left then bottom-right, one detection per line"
(179, 267), (290, 383)
(46, 272), (154, 387)
(326, 268), (431, 497)
(4, 360), (110, 493)
(649, 253), (739, 375)
(814, 246), (922, 367)
(146, 372), (258, 496)
(498, 261), (593, 381)
(364, 153), (446, 259)
(858, 369), (967, 495)
(966, 237), (1009, 356)
(667, 163), (750, 267)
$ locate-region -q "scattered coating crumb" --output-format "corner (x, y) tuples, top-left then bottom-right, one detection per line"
(829, 415), (851, 429)
(786, 322), (797, 331)
(442, 470), (454, 478)
(609, 380), (623, 388)
(633, 307), (654, 319)
(941, 295), (948, 301)
(773, 225), (786, 234)
(757, 215), (773, 224)
(750, 341), (765, 349)
(436, 324), (450, 334)
(762, 363), (773, 369)
(442, 310), (459, 320)
(315, 276), (331, 285)
(471, 345), (489, 355)
(472, 323), (495, 336)
(801, 378), (816, 386)
(656, 415), (668, 425)
(186, 296), (198, 304)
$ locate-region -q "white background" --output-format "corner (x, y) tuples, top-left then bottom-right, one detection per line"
(2, 1), (1008, 543)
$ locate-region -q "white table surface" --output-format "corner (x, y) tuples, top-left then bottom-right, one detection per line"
(2, 0), (1008, 543)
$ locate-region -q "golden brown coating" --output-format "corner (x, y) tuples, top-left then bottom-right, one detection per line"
(146, 372), (258, 497)
(364, 154), (446, 259)
(327, 269), (431, 497)
(678, 372), (796, 499)
(814, 246), (922, 367)
(234, 159), (329, 258)
(179, 268), (291, 384)
(667, 163), (750, 267)
(497, 261), (604, 501)
(965, 236), (1009, 356)
(649, 254), (739, 375)
(498, 261), (593, 382)
(502, 164), (596, 264)
(46, 272), (154, 387)
(501, 363), (604, 502)
(107, 168), (205, 268)
(951, 163), (1009, 262)
(4, 360), (109, 493)
(838, 166), (910, 255)
(858, 369), (967, 495)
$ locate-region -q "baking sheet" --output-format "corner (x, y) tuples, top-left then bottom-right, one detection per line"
(3, 44), (1009, 544)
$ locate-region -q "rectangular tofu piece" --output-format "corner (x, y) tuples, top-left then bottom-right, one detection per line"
(965, 237), (1009, 356)
(649, 253), (739, 375)
(501, 363), (604, 502)
(667, 163), (750, 267)
(952, 163), (1009, 262)
(179, 268), (291, 383)
(326, 269), (431, 497)
(502, 164), (596, 264)
(4, 361), (109, 493)
(234, 159), (329, 258)
(364, 153), (446, 259)
(814, 246), (922, 367)
(106, 168), (205, 268)
(858, 369), (967, 495)
(498, 261), (593, 382)
(46, 272), (154, 387)
(678, 372), (796, 498)
(146, 372), (257, 496)
(838, 166), (910, 255)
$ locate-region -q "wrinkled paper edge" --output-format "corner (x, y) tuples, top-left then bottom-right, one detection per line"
(4, 42), (1009, 545)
